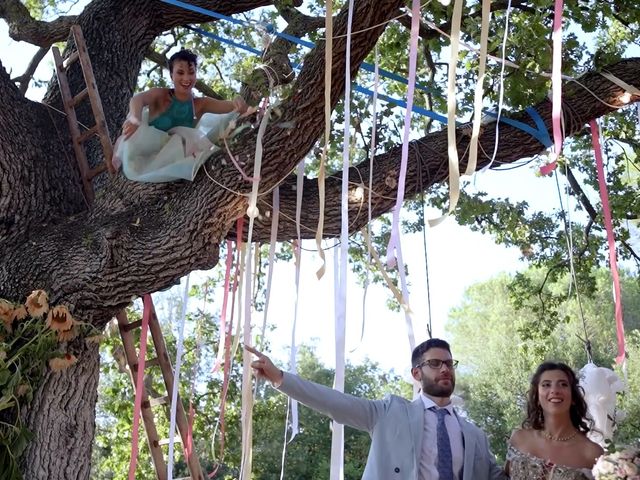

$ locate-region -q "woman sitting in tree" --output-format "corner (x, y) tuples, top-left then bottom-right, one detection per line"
(114, 48), (248, 183)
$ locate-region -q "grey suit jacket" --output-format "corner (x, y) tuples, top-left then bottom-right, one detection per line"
(278, 372), (507, 480)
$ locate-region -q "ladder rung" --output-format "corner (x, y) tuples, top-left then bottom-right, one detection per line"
(131, 357), (159, 374)
(148, 395), (170, 407)
(71, 87), (89, 107)
(77, 125), (99, 144)
(122, 319), (142, 332)
(145, 357), (160, 368)
(63, 51), (80, 69)
(87, 164), (107, 180)
(158, 437), (182, 446)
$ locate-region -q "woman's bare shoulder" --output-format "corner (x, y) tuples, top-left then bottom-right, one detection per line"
(509, 428), (535, 448)
(579, 436), (604, 461)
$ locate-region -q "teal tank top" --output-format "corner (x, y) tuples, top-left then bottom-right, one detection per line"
(149, 93), (195, 131)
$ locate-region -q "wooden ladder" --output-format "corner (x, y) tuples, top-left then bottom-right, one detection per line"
(116, 299), (204, 480)
(53, 25), (204, 480)
(52, 25), (114, 203)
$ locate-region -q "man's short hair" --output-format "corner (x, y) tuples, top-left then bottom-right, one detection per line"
(411, 338), (451, 368)
(168, 48), (198, 73)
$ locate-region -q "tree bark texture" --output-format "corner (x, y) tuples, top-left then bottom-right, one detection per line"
(0, 0), (639, 478)
(20, 343), (100, 479)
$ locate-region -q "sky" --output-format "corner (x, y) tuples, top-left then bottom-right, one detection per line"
(0, 5), (629, 380)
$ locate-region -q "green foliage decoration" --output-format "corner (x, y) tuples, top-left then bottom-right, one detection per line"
(0, 291), (98, 480)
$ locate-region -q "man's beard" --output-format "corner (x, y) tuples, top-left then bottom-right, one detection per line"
(422, 376), (455, 397)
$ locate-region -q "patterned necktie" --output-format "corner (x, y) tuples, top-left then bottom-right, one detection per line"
(433, 407), (454, 480)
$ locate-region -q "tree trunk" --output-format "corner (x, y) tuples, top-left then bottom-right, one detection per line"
(20, 343), (100, 479)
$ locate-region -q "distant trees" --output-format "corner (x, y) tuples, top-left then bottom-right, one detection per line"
(447, 268), (640, 459)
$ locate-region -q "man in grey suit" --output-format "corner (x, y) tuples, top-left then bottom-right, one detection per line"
(246, 339), (506, 480)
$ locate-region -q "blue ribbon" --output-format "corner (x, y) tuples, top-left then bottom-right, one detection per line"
(483, 107), (552, 147)
(162, 0), (438, 96)
(187, 27), (448, 123)
(166, 0), (556, 141)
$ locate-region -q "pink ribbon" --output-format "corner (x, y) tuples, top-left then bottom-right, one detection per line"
(212, 240), (234, 373)
(551, 0), (564, 156)
(591, 120), (626, 364)
(386, 0), (421, 266)
(127, 294), (152, 480)
(539, 161), (558, 176)
(209, 220), (243, 477)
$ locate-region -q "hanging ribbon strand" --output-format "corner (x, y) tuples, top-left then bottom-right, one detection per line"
(167, 275), (191, 480)
(127, 295), (152, 480)
(549, 0), (565, 172)
(466, 0), (491, 176)
(428, 0), (465, 227)
(260, 188), (280, 344)
(386, 0), (422, 260)
(211, 232), (242, 475)
(330, 1), (355, 477)
(591, 120), (626, 364)
(315, 0), (333, 280)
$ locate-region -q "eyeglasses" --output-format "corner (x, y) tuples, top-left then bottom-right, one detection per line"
(414, 359), (459, 370)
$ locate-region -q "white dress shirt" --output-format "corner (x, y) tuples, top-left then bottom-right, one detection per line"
(418, 394), (464, 480)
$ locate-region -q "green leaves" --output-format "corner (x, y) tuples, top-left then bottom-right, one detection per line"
(448, 268), (640, 460)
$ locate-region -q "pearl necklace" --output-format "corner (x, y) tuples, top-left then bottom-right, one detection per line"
(540, 429), (579, 442)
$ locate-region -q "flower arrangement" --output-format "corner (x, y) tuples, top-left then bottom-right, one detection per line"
(592, 445), (640, 480)
(0, 290), (97, 479)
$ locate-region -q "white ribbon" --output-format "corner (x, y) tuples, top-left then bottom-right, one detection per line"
(167, 274), (190, 480)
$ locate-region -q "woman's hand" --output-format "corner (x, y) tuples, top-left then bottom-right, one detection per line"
(232, 96), (249, 115)
(122, 115), (140, 139)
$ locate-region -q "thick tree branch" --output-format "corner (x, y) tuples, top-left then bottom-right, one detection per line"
(241, 3), (325, 104)
(0, 0), (77, 47)
(245, 58), (640, 241)
(153, 0), (272, 30)
(1, 0), (406, 327)
(11, 46), (48, 95)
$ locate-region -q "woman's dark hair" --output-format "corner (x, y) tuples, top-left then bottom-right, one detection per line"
(522, 361), (592, 433)
(168, 49), (198, 73)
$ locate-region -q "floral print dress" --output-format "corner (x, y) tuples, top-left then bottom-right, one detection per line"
(507, 445), (594, 480)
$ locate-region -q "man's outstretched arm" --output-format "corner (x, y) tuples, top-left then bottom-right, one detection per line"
(246, 345), (386, 432)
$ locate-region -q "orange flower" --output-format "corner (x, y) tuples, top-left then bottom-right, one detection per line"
(0, 300), (14, 333)
(46, 305), (74, 332)
(48, 353), (77, 372)
(11, 305), (28, 322)
(26, 290), (49, 318)
(57, 322), (78, 342)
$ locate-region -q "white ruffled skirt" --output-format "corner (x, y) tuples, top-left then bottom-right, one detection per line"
(113, 108), (238, 183)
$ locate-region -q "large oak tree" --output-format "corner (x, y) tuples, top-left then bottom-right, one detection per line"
(1, 0), (639, 477)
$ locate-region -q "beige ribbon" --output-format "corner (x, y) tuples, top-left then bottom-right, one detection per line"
(429, 0), (465, 227)
(362, 228), (412, 316)
(315, 0), (333, 280)
(600, 71), (640, 96)
(465, 0), (490, 176)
